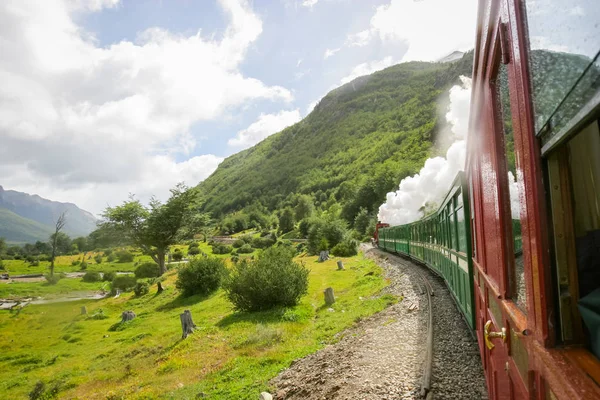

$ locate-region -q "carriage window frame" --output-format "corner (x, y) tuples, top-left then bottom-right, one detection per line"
(489, 33), (527, 313)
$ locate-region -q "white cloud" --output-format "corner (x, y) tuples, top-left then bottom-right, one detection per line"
(339, 56), (395, 85)
(324, 47), (341, 59)
(346, 0), (477, 62)
(0, 0), (292, 213)
(301, 0), (319, 8)
(346, 29), (371, 47)
(228, 110), (302, 149)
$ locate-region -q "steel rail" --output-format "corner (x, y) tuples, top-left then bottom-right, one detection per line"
(418, 270), (434, 399)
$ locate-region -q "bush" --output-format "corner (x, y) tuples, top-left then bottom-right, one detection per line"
(212, 244), (232, 254)
(237, 244), (254, 254)
(172, 250), (183, 261)
(189, 241), (199, 249)
(0, 259), (4, 270)
(39, 255), (50, 262)
(134, 262), (160, 278)
(30, 259), (40, 267)
(80, 261), (88, 270)
(71, 260), (80, 266)
(94, 254), (103, 264)
(82, 271), (101, 282)
(44, 274), (63, 285)
(106, 253), (116, 262)
(103, 271), (116, 282)
(116, 250), (134, 263)
(331, 239), (358, 257)
(232, 239), (245, 248)
(103, 249), (113, 257)
(251, 236), (276, 249)
(111, 276), (137, 293)
(223, 247), (309, 311)
(176, 257), (226, 297)
(133, 281), (150, 296)
(188, 247), (200, 256)
(26, 255), (35, 263)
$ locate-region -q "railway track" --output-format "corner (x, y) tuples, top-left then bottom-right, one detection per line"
(417, 270), (434, 399)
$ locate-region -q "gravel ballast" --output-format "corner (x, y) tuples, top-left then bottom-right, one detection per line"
(270, 245), (487, 399)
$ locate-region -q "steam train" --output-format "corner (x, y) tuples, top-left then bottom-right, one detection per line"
(376, 0), (600, 398)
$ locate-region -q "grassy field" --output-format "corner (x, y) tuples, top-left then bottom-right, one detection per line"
(0, 252), (394, 399)
(1, 250), (155, 276)
(0, 278), (107, 300)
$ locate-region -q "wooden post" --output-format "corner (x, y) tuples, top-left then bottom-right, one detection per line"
(80, 306), (87, 315)
(337, 260), (344, 270)
(324, 287), (335, 305)
(180, 309), (197, 339)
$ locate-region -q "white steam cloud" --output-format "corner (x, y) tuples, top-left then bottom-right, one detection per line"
(378, 76), (471, 225)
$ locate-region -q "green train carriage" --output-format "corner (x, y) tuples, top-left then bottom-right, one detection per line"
(377, 172), (475, 329)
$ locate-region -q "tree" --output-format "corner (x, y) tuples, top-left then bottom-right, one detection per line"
(354, 207), (371, 236)
(278, 208), (295, 234)
(0, 237), (5, 255)
(101, 184), (194, 275)
(49, 212), (67, 277)
(294, 195), (314, 221)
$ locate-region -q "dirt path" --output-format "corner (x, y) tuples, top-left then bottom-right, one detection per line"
(270, 245), (486, 399)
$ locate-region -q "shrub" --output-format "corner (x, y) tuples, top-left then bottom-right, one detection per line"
(103, 271), (116, 282)
(232, 239), (245, 248)
(82, 271), (101, 282)
(26, 255), (35, 263)
(212, 244), (232, 254)
(103, 249), (113, 257)
(94, 254), (103, 264)
(39, 255), (50, 262)
(331, 239), (358, 257)
(172, 250), (183, 261)
(106, 253), (116, 262)
(189, 241), (199, 249)
(80, 261), (88, 270)
(133, 281), (149, 296)
(111, 276), (137, 293)
(0, 259), (4, 270)
(188, 247), (200, 256)
(71, 260), (80, 266)
(251, 236), (276, 249)
(44, 274), (62, 285)
(237, 244), (254, 254)
(134, 262), (160, 278)
(30, 259), (40, 267)
(176, 257), (226, 297)
(116, 250), (134, 263)
(223, 246), (309, 311)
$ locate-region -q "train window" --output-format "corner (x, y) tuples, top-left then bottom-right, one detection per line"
(469, 176), (477, 260)
(456, 193), (467, 254)
(548, 119), (600, 352)
(525, 0), (600, 153)
(493, 58), (526, 312)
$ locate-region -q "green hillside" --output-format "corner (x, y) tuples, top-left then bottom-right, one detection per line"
(0, 208), (54, 244)
(196, 53), (473, 229)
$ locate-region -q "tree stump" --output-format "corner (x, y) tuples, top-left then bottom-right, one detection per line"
(318, 251), (330, 262)
(157, 282), (164, 294)
(324, 287), (335, 305)
(337, 260), (344, 270)
(259, 393), (273, 400)
(80, 306), (87, 315)
(121, 310), (136, 322)
(180, 309), (197, 339)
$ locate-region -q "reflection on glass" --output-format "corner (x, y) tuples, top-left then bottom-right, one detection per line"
(526, 0), (600, 141)
(495, 62), (526, 311)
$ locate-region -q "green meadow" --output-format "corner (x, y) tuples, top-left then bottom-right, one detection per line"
(0, 252), (394, 399)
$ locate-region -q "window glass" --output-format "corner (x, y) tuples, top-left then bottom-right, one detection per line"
(457, 205), (467, 253)
(494, 61), (526, 312)
(469, 177), (477, 259)
(526, 0), (600, 141)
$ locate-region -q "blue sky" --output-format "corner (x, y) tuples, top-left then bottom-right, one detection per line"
(0, 0), (478, 214)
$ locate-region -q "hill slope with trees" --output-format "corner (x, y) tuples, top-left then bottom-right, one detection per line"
(195, 53), (474, 234)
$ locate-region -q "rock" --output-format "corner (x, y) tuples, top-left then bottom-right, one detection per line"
(121, 310), (136, 322)
(259, 392), (273, 400)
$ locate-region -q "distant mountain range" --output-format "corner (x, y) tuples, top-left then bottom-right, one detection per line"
(0, 186), (97, 244)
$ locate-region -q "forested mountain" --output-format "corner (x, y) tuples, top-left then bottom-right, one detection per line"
(0, 185), (97, 243)
(196, 52), (474, 231)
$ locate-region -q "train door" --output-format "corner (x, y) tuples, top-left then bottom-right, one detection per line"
(471, 0), (530, 398)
